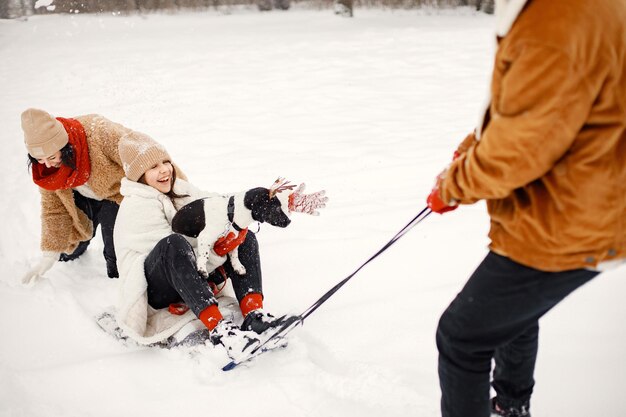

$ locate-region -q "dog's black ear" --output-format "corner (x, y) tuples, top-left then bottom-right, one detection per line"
(243, 187), (271, 212)
(171, 199), (206, 238)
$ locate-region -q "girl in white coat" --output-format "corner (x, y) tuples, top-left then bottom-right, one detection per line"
(113, 131), (326, 356)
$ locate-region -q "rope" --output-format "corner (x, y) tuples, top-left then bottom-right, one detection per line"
(249, 207), (432, 354)
(300, 206), (432, 321)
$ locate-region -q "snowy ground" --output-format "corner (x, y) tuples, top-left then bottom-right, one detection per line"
(1, 7), (625, 417)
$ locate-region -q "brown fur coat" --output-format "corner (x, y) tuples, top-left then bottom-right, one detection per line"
(39, 115), (130, 253)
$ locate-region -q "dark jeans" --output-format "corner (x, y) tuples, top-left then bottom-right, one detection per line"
(436, 251), (597, 417)
(59, 190), (119, 278)
(145, 232), (263, 317)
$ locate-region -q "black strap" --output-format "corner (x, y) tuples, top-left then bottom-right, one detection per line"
(299, 206), (432, 321)
(247, 207), (433, 355)
(227, 196), (243, 232)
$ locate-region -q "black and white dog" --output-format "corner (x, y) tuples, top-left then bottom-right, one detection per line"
(171, 178), (294, 277)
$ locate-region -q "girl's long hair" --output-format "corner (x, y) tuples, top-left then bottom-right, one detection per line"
(27, 143), (76, 171)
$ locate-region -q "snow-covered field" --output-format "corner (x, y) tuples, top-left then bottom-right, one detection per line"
(1, 7), (624, 417)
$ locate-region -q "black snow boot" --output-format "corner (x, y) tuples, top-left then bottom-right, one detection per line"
(241, 309), (301, 335)
(209, 320), (260, 358)
(491, 397), (530, 417)
(106, 260), (119, 279)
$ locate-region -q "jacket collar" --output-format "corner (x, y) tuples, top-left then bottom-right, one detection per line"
(495, 0), (530, 37)
(120, 177), (162, 199)
(120, 177), (192, 199)
(474, 0), (531, 140)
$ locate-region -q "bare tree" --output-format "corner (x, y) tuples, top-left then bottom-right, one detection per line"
(1, 0), (34, 19)
(256, 0), (288, 11)
(476, 0), (494, 14)
(0, 0), (497, 18)
(335, 0), (352, 17)
(274, 0), (289, 10)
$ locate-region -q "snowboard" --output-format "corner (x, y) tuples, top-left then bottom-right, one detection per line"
(96, 296), (242, 349)
(96, 296), (300, 370)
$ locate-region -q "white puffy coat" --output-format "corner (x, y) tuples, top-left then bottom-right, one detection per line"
(114, 177), (217, 345)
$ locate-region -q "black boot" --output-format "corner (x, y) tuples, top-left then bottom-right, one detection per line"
(491, 397), (530, 417)
(106, 261), (119, 278)
(241, 309), (301, 335)
(59, 240), (91, 261)
(209, 320), (260, 359)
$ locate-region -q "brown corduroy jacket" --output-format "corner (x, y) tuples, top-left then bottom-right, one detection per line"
(39, 115), (130, 253)
(440, 0), (626, 271)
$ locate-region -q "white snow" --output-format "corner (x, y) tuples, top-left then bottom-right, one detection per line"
(1, 8), (625, 417)
(33, 0), (55, 10)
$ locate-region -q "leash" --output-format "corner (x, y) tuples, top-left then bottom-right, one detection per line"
(248, 206), (433, 353)
(299, 206), (432, 321)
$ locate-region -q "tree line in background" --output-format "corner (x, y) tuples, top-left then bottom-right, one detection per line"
(0, 0), (494, 19)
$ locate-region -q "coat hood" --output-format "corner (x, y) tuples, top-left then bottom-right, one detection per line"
(495, 0), (530, 37)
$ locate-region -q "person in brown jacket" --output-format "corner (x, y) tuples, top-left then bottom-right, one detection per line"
(425, 0), (626, 416)
(21, 108), (134, 284)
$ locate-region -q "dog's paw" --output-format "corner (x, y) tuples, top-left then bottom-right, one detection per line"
(233, 264), (247, 275)
(228, 250), (247, 275)
(197, 258), (209, 277)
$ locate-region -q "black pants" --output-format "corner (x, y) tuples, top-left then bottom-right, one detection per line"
(59, 191), (119, 278)
(436, 251), (597, 417)
(145, 232), (264, 317)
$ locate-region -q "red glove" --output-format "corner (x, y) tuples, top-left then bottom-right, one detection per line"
(427, 170), (458, 214)
(427, 187), (458, 214)
(426, 136), (470, 214)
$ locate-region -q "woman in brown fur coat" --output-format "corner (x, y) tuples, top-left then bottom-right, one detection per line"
(21, 108), (134, 284)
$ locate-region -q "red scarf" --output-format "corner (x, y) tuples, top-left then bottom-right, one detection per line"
(32, 117), (91, 191)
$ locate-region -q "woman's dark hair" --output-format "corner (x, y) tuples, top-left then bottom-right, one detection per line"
(27, 143), (76, 171)
(139, 163), (189, 201)
(165, 165), (189, 200)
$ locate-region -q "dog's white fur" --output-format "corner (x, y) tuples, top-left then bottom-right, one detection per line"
(176, 191), (290, 277)
(197, 192), (251, 276)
